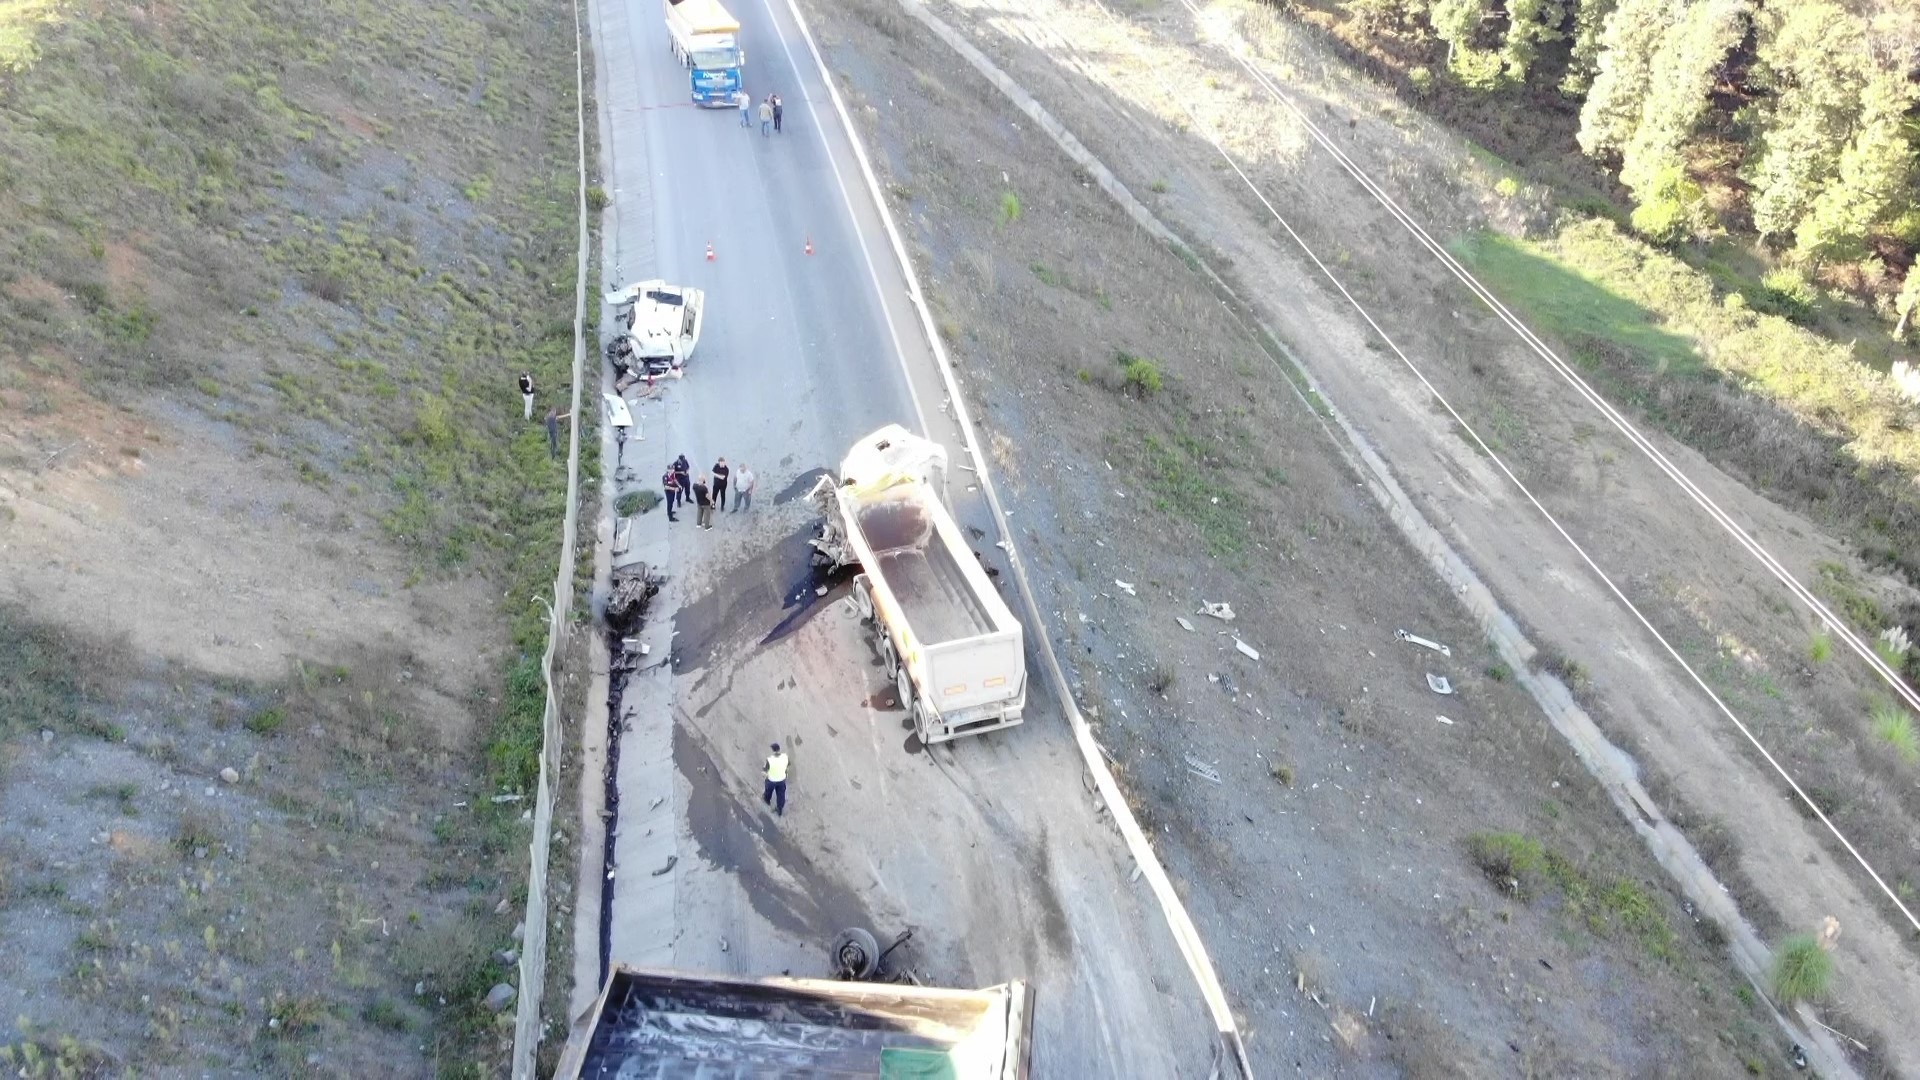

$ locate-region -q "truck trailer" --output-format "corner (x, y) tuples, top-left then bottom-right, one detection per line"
(811, 426), (1026, 744)
(664, 0), (745, 107)
(556, 966), (1033, 1079)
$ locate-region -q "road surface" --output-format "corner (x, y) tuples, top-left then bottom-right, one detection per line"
(578, 0), (1216, 1074)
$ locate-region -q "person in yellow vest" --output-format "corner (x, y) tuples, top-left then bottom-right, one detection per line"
(763, 742), (789, 816)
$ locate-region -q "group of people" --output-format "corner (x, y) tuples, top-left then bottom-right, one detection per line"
(521, 371), (577, 461)
(662, 453), (755, 528)
(737, 89), (784, 137)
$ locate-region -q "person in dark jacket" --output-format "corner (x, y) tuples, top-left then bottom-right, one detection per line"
(711, 457), (731, 510)
(673, 455), (692, 504)
(771, 95), (784, 134)
(518, 372), (535, 419)
(662, 468), (681, 521)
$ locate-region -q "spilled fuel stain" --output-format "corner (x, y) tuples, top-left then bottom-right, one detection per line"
(675, 724), (875, 939)
(670, 524), (853, 692)
(771, 466), (832, 506)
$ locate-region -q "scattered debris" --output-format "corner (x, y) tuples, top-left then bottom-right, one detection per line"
(719, 937), (729, 953)
(493, 897), (513, 916)
(651, 855), (678, 877)
(1183, 755), (1222, 784)
(1198, 600), (1236, 622)
(1331, 1011), (1366, 1053)
(1436, 715), (1455, 726)
(1129, 863), (1144, 883)
(39, 729), (53, 744)
(1175, 616), (1195, 632)
(1395, 628), (1451, 656)
(1425, 673), (1454, 695)
(815, 584), (828, 596)
(1234, 639), (1261, 661)
(491, 793), (525, 804)
(1114, 579), (1136, 596)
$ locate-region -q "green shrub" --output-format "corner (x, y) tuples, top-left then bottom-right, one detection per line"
(1495, 176), (1520, 199)
(1629, 166), (1706, 246)
(1871, 698), (1917, 762)
(1758, 267), (1817, 322)
(1806, 630), (1832, 664)
(1120, 356), (1162, 397)
(585, 185), (610, 212)
(244, 706), (286, 735)
(1407, 66), (1434, 94)
(614, 490), (658, 517)
(1770, 933), (1832, 1004)
(997, 191), (1021, 225)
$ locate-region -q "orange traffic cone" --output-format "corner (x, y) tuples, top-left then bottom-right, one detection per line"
(705, 243), (715, 261)
(804, 236), (814, 255)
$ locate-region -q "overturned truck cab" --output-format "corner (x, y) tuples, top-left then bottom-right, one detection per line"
(812, 425), (1027, 744)
(603, 279), (703, 376)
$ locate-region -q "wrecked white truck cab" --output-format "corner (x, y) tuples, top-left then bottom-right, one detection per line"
(603, 279), (704, 376)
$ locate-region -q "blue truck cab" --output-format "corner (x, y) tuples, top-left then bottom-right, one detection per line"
(665, 0), (745, 107)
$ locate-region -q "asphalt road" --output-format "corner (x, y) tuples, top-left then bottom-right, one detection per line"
(583, 0), (1214, 1073)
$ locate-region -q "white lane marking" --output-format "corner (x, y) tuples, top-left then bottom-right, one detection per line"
(756, 0), (932, 440)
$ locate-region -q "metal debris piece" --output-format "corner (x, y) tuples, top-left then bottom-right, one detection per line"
(1426, 673), (1454, 695)
(1176, 616), (1195, 632)
(1234, 639), (1261, 661)
(1183, 755), (1222, 784)
(650, 855), (678, 877)
(1199, 601), (1236, 622)
(1114, 579), (1136, 596)
(1395, 629), (1452, 657)
(1435, 715), (1455, 726)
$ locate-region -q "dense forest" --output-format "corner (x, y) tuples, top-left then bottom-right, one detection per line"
(1298, 0), (1920, 335)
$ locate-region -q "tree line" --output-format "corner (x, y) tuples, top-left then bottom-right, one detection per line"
(1337, 0), (1920, 331)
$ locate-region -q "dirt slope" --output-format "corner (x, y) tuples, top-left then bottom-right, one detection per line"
(806, 0), (1920, 1073)
(0, 0), (582, 1073)
(798, 0), (1799, 1073)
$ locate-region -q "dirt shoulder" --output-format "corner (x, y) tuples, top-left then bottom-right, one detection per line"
(835, 0), (1919, 1071)
(801, 0), (1798, 1073)
(0, 0), (583, 1073)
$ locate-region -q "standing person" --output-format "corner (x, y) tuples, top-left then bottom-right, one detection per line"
(733, 463), (755, 512)
(771, 95), (784, 134)
(673, 454), (692, 505)
(737, 89), (751, 128)
(545, 405), (571, 461)
(693, 474), (715, 530)
(614, 418), (630, 466)
(518, 372), (535, 420)
(711, 457), (731, 510)
(661, 467), (681, 522)
(757, 98), (772, 138)
(763, 742), (789, 816)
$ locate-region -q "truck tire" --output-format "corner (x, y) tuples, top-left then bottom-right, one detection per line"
(895, 665), (913, 716)
(831, 927), (880, 980)
(879, 633), (898, 680)
(854, 576), (875, 623)
(911, 700), (933, 742)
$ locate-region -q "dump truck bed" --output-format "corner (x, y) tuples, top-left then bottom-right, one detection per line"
(858, 496), (995, 646)
(557, 966), (1033, 1079)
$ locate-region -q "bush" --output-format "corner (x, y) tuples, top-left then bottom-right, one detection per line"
(1119, 354), (1162, 397)
(997, 191), (1021, 225)
(1770, 933), (1832, 1004)
(614, 490), (659, 517)
(1407, 66), (1434, 95)
(1871, 697), (1918, 762)
(1806, 630), (1832, 664)
(1495, 176), (1519, 199)
(1758, 267), (1817, 322)
(585, 185), (610, 212)
(1629, 165), (1706, 245)
(244, 706), (286, 735)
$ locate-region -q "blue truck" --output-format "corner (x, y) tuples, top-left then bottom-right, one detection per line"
(664, 0), (745, 107)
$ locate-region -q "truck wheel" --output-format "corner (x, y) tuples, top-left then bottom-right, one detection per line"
(831, 927), (880, 980)
(879, 634), (898, 679)
(895, 665), (913, 715)
(911, 700), (933, 741)
(854, 577), (875, 623)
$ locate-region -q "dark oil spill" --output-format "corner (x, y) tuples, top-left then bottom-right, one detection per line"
(672, 524), (846, 678)
(771, 466), (832, 506)
(903, 732), (924, 755)
(675, 725), (874, 941)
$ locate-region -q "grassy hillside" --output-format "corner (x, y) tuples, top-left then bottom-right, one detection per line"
(0, 0), (583, 1074)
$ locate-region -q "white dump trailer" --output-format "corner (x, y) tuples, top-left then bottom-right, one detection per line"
(812, 426), (1026, 743)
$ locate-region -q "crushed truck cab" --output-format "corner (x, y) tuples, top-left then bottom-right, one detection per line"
(813, 426), (1027, 743)
(603, 279), (703, 376)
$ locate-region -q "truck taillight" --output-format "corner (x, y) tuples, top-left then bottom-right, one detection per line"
(983, 676), (1005, 688)
(943, 684), (967, 697)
